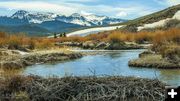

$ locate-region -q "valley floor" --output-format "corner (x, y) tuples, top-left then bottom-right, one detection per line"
(0, 47), (178, 101)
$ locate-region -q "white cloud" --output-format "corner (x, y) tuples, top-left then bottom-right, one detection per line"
(116, 11), (127, 17)
(0, 1), (157, 19)
(80, 11), (93, 15)
(154, 0), (180, 6)
(62, 0), (99, 3)
(0, 1), (78, 15)
(166, 0), (180, 5)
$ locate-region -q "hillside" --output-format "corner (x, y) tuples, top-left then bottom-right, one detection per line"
(0, 24), (50, 36)
(38, 20), (84, 33)
(118, 4), (180, 32)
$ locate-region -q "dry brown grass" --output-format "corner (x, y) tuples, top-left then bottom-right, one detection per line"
(153, 28), (180, 45)
(0, 28), (179, 50)
(129, 54), (180, 69)
(56, 28), (180, 45)
(55, 36), (87, 42)
(0, 32), (55, 49)
(151, 28), (180, 53)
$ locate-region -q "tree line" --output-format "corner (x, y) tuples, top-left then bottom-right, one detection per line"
(54, 32), (66, 38)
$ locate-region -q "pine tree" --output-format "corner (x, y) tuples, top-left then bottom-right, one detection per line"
(59, 33), (62, 37)
(54, 33), (57, 38)
(63, 32), (66, 37)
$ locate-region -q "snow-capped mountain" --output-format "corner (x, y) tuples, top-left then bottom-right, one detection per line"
(10, 10), (126, 26)
(56, 13), (125, 26)
(11, 10), (58, 24)
(0, 10), (126, 36)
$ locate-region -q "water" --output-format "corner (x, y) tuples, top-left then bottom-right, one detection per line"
(23, 49), (180, 86)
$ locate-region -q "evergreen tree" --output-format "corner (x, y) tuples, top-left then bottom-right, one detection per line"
(59, 33), (62, 37)
(54, 33), (57, 38)
(63, 32), (66, 37)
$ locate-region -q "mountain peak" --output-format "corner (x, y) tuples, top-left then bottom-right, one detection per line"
(71, 13), (81, 17)
(16, 10), (29, 14)
(11, 10), (29, 19)
(8, 10), (126, 25)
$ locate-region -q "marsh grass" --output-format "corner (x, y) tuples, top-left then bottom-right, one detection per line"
(0, 32), (55, 50)
(1, 28), (179, 51)
(54, 28), (180, 46)
(128, 54), (180, 69)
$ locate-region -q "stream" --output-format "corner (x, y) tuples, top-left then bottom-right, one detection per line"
(22, 49), (180, 86)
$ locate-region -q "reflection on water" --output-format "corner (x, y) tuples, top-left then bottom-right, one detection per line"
(3, 49), (179, 86)
(159, 70), (180, 86)
(106, 52), (123, 59)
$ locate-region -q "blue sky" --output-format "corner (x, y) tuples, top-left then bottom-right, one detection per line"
(0, 0), (179, 19)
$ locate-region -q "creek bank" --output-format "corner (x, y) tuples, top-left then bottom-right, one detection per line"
(0, 49), (82, 69)
(56, 41), (149, 50)
(128, 51), (180, 69)
(0, 76), (165, 101)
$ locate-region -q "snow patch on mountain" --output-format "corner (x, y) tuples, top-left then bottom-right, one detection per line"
(11, 10), (29, 19)
(137, 18), (171, 31)
(173, 10), (180, 20)
(67, 25), (123, 37)
(137, 10), (180, 31)
(11, 10), (58, 24)
(84, 14), (106, 22)
(70, 19), (91, 26)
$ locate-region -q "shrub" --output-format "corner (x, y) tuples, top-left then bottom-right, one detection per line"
(0, 32), (59, 50)
(107, 31), (131, 43)
(164, 19), (180, 29)
(28, 39), (36, 50)
(160, 45), (180, 63)
(0, 32), (6, 38)
(7, 35), (23, 49)
(35, 38), (54, 49)
(134, 31), (154, 43)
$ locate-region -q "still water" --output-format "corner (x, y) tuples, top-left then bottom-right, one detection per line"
(23, 50), (180, 86)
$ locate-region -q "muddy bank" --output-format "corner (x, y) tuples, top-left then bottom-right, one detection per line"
(128, 51), (180, 69)
(0, 49), (82, 69)
(56, 41), (149, 50)
(0, 76), (165, 101)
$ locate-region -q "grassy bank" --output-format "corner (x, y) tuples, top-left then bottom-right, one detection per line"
(0, 76), (165, 101)
(128, 42), (180, 69)
(128, 54), (180, 69)
(0, 49), (82, 69)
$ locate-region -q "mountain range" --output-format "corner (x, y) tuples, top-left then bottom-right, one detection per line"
(0, 10), (126, 36)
